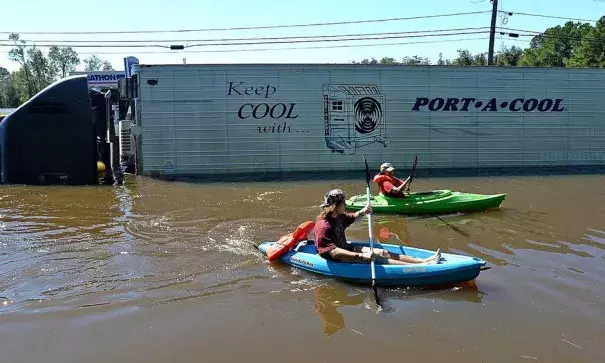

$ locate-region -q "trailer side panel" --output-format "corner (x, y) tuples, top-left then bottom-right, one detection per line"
(134, 64), (605, 176)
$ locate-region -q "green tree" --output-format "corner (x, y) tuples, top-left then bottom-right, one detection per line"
(451, 49), (487, 65)
(11, 68), (32, 103)
(48, 45), (80, 78)
(0, 74), (20, 107)
(27, 46), (54, 91)
(379, 57), (398, 65)
(355, 58), (378, 65)
(84, 55), (102, 71)
(8, 33), (34, 98)
(84, 55), (114, 71)
(352, 56), (430, 65)
(437, 53), (452, 65)
(495, 46), (525, 66)
(568, 17), (605, 67)
(519, 21), (592, 67)
(101, 60), (114, 71)
(402, 55), (431, 65)
(3, 33), (87, 104)
(0, 67), (11, 107)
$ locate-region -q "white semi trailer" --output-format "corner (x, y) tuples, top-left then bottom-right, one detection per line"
(118, 64), (605, 177)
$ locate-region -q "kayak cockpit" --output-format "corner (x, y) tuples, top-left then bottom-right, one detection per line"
(292, 240), (437, 261)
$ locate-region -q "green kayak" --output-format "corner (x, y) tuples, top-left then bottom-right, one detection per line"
(345, 190), (506, 215)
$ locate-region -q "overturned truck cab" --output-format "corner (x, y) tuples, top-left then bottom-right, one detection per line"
(0, 75), (124, 185)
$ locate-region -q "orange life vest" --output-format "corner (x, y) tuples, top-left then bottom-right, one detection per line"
(373, 174), (403, 195)
(265, 220), (316, 262)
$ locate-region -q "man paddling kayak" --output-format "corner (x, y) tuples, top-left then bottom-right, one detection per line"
(314, 189), (441, 265)
(373, 162), (411, 198)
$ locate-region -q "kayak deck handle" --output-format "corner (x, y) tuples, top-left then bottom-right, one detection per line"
(480, 265), (491, 271)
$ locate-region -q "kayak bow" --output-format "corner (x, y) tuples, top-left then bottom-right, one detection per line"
(258, 240), (489, 287)
(345, 190), (506, 215)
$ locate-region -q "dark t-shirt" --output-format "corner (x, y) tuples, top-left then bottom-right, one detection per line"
(314, 213), (357, 256)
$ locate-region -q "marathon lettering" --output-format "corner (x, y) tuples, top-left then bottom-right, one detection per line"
(88, 74), (125, 83)
(411, 97), (565, 112)
(228, 81), (276, 99)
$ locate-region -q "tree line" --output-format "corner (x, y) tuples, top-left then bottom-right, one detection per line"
(353, 17), (605, 67)
(2, 17), (605, 108)
(0, 33), (115, 108)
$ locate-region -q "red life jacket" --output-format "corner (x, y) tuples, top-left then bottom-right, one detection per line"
(373, 174), (404, 196)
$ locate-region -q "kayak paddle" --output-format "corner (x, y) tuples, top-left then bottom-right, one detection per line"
(404, 155), (466, 236)
(363, 155), (380, 306)
(407, 154), (419, 190)
(436, 215), (470, 237)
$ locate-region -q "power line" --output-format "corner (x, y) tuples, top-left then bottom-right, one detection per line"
(493, 28), (605, 47)
(0, 36), (490, 56)
(0, 30), (491, 49)
(474, 25), (605, 45)
(3, 28), (599, 56)
(505, 34), (605, 47)
(499, 27), (605, 43)
(0, 43), (169, 49)
(499, 10), (600, 22)
(499, 27), (541, 34)
(2, 27), (490, 44)
(0, 11), (491, 35)
(515, 32), (605, 44)
(113, 36), (491, 55)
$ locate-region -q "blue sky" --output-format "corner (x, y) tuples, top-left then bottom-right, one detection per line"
(1, 0), (604, 72)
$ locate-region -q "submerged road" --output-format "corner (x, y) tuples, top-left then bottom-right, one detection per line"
(0, 174), (603, 363)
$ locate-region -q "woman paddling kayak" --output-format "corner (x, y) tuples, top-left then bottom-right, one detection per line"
(314, 189), (441, 265)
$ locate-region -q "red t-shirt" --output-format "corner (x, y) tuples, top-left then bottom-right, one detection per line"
(314, 213), (357, 255)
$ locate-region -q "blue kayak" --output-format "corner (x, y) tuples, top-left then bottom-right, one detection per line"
(257, 240), (489, 287)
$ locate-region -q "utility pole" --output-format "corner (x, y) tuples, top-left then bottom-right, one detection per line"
(488, 0), (499, 65)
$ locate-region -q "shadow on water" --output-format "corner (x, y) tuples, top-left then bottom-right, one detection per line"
(143, 165), (605, 184)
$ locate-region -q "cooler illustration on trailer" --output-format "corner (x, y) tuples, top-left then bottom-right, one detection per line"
(322, 84), (390, 154)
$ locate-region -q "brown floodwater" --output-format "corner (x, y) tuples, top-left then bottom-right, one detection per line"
(0, 174), (604, 363)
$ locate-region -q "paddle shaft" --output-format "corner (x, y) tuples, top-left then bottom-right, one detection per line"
(362, 155), (378, 298)
(408, 155), (419, 186)
(365, 184), (376, 284)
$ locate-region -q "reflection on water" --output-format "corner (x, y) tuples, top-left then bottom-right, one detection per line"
(313, 284), (365, 336)
(311, 281), (486, 336)
(1, 174), (604, 362)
